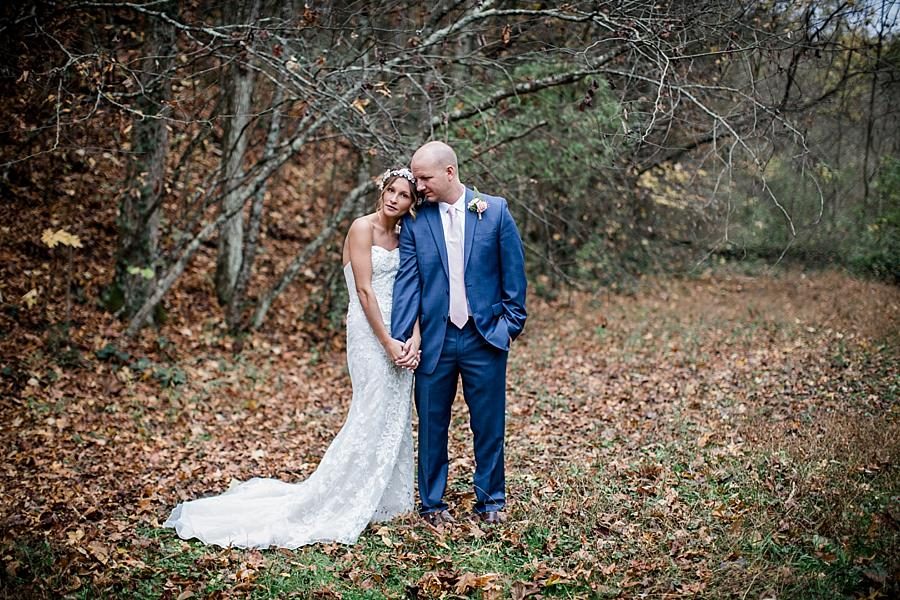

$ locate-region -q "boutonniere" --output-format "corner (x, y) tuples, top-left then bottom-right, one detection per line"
(467, 189), (489, 220)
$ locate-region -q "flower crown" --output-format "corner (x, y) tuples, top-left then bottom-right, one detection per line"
(378, 167), (416, 190)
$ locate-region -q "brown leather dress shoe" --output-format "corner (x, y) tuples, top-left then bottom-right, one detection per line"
(479, 510), (507, 524)
(422, 510), (455, 526)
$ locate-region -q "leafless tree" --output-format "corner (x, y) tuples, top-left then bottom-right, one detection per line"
(112, 2), (175, 320)
(2, 0), (896, 337)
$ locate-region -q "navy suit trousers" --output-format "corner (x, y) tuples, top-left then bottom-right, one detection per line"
(414, 320), (508, 514)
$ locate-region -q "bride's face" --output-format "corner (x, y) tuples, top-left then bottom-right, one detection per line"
(380, 177), (415, 217)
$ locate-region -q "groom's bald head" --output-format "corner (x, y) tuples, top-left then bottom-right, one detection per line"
(413, 141), (458, 172)
(411, 141), (464, 203)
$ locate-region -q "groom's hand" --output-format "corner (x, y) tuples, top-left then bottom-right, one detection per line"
(395, 338), (421, 370)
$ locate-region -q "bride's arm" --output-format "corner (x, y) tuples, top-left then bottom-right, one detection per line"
(347, 219), (405, 362)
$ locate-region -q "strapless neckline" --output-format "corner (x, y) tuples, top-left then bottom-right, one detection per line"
(343, 246), (399, 270)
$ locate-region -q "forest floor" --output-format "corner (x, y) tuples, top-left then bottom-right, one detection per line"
(1, 269), (898, 599)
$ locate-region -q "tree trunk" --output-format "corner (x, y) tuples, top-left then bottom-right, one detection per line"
(112, 5), (174, 322)
(861, 15), (886, 215)
(214, 0), (259, 306)
(225, 85), (284, 332)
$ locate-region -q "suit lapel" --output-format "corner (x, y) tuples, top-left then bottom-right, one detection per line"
(463, 187), (477, 271)
(424, 204), (450, 279)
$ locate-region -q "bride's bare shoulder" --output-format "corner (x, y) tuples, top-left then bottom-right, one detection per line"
(350, 213), (375, 227)
(346, 215), (376, 241)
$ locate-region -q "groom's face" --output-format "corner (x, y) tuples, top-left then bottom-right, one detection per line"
(411, 159), (454, 203)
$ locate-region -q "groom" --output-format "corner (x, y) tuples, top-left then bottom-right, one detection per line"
(391, 141), (527, 525)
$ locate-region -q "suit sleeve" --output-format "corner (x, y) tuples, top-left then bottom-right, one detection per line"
(498, 198), (527, 339)
(390, 214), (420, 342)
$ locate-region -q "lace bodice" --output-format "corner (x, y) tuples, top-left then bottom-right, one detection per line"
(163, 245), (414, 549)
(344, 245), (399, 336)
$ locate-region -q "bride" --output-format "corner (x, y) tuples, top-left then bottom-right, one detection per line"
(163, 168), (421, 548)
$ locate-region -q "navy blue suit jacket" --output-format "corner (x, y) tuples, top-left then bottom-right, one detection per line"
(391, 187), (527, 374)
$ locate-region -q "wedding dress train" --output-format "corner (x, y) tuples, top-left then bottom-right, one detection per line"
(163, 247), (413, 548)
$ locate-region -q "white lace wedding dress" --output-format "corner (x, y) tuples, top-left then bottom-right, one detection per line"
(163, 247), (414, 548)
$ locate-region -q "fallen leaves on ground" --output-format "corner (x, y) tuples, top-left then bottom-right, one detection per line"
(1, 270), (898, 598)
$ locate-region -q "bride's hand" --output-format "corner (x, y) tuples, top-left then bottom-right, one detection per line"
(395, 337), (421, 370)
(395, 349), (422, 371)
(383, 338), (408, 364)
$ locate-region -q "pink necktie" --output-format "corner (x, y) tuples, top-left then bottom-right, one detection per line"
(447, 207), (468, 328)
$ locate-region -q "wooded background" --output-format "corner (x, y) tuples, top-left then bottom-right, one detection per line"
(1, 3), (899, 598)
(1, 0), (897, 348)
